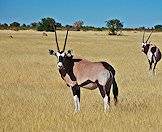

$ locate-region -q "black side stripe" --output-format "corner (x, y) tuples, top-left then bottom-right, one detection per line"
(79, 80), (93, 87)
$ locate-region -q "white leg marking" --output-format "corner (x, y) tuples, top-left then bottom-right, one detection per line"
(103, 95), (109, 111)
(74, 95), (80, 112)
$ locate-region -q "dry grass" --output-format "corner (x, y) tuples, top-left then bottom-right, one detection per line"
(0, 30), (161, 132)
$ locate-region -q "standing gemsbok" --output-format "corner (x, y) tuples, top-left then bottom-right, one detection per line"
(141, 31), (161, 74)
(49, 25), (118, 112)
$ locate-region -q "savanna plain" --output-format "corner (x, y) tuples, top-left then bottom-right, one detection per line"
(0, 30), (161, 132)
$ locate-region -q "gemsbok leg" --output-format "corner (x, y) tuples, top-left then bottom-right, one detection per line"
(72, 84), (80, 112)
(153, 62), (157, 75)
(148, 60), (153, 70)
(105, 81), (112, 104)
(98, 83), (109, 111)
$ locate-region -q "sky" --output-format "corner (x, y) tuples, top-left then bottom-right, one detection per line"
(0, 0), (162, 28)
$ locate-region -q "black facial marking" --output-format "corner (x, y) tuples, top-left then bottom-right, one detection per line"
(59, 56), (63, 62)
(59, 54), (76, 81)
(142, 44), (150, 54)
(60, 51), (64, 54)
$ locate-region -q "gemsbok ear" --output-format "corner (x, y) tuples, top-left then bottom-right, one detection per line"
(49, 49), (56, 56)
(66, 50), (73, 57)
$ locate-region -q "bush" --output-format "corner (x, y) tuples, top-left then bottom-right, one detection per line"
(105, 19), (123, 35)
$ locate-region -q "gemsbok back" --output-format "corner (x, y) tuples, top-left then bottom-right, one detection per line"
(49, 25), (119, 112)
(141, 31), (161, 75)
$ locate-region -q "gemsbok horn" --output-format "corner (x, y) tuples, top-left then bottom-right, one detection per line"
(141, 30), (161, 74)
(49, 25), (119, 112)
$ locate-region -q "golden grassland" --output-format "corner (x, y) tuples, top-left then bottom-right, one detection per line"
(0, 30), (161, 132)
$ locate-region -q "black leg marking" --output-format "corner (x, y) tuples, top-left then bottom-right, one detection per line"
(72, 84), (80, 112)
(153, 62), (157, 74)
(72, 84), (80, 101)
(106, 90), (110, 104)
(148, 60), (152, 70)
(97, 84), (105, 98)
(105, 80), (113, 105)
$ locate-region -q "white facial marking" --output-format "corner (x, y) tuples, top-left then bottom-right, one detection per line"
(74, 95), (80, 112)
(142, 42), (146, 51)
(56, 52), (65, 69)
(61, 52), (65, 57)
(56, 52), (65, 57)
(142, 42), (146, 46)
(56, 52), (60, 57)
(57, 62), (63, 68)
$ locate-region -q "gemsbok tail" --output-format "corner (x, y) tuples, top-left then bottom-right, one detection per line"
(112, 78), (118, 104)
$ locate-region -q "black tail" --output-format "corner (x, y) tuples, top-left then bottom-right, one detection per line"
(113, 78), (118, 104)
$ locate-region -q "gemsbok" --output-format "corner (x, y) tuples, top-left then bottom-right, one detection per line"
(9, 35), (13, 38)
(49, 25), (118, 112)
(42, 32), (48, 37)
(141, 31), (161, 74)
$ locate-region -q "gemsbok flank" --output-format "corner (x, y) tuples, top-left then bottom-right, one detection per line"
(141, 31), (161, 74)
(49, 25), (118, 112)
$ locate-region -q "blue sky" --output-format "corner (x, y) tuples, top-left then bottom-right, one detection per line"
(0, 0), (162, 27)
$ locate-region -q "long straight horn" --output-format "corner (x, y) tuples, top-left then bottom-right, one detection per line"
(62, 29), (69, 52)
(142, 30), (145, 43)
(145, 30), (153, 43)
(52, 24), (60, 51)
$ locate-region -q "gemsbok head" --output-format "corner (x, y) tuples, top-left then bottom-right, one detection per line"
(49, 25), (119, 112)
(141, 31), (161, 74)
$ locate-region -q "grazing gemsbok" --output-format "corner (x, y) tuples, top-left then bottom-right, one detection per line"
(8, 34), (13, 38)
(9, 35), (13, 38)
(49, 25), (118, 112)
(141, 31), (161, 74)
(42, 32), (48, 37)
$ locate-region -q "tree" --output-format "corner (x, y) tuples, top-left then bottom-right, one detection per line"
(21, 24), (27, 27)
(10, 22), (20, 27)
(21, 24), (26, 29)
(105, 19), (123, 35)
(37, 17), (55, 31)
(26, 25), (31, 28)
(154, 25), (162, 31)
(73, 20), (84, 31)
(10, 22), (20, 30)
(30, 22), (38, 29)
(55, 22), (62, 28)
(0, 23), (8, 29)
(65, 25), (73, 29)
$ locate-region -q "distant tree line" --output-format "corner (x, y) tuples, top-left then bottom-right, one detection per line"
(0, 17), (162, 33)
